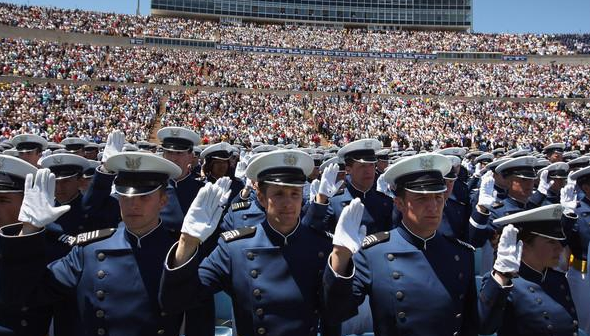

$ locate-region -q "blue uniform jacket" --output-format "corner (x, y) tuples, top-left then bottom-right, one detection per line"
(478, 264), (579, 336)
(0, 223), (184, 336)
(302, 182), (394, 234)
(564, 197), (590, 261)
(160, 220), (339, 336)
(323, 225), (478, 336)
(221, 196), (266, 232)
(469, 197), (531, 248)
(440, 194), (472, 242)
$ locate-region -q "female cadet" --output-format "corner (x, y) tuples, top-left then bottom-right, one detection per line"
(478, 204), (580, 336)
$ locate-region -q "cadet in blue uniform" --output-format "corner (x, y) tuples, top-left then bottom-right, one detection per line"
(440, 155), (477, 241)
(201, 142), (245, 203)
(528, 162), (569, 206)
(543, 142), (566, 163)
(157, 127), (206, 232)
(160, 149), (339, 336)
(0, 155), (52, 336)
(10, 134), (48, 167)
(478, 204), (580, 336)
(469, 156), (539, 274)
(303, 139), (393, 234)
(324, 153), (478, 336)
(0, 152), (200, 336)
(60, 137), (88, 157)
(564, 166), (590, 333)
(439, 147), (471, 205)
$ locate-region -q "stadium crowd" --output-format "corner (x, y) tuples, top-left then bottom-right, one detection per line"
(1, 38), (590, 98)
(0, 82), (162, 143)
(1, 2), (590, 55)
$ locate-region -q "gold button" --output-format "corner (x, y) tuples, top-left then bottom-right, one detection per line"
(157, 330), (165, 335)
(454, 255), (460, 261)
(459, 294), (465, 300)
(536, 298), (542, 304)
(20, 306), (28, 312)
(458, 273), (463, 280)
(455, 313), (461, 319)
(96, 290), (105, 300)
(20, 320), (27, 327)
(547, 324), (553, 330)
(253, 289), (261, 296)
(255, 308), (264, 316)
(395, 291), (404, 300)
(574, 320), (579, 326)
(97, 328), (105, 335)
(242, 215), (248, 220)
(573, 332), (578, 336)
(251, 270), (259, 278)
(247, 252), (255, 260)
(318, 251), (325, 258)
(161, 311), (167, 317)
(257, 327), (266, 334)
(392, 272), (401, 279)
(387, 254), (395, 261)
(309, 326), (315, 332)
(96, 310), (105, 318)
(397, 311), (406, 319)
(97, 270), (106, 279)
(97, 252), (106, 261)
(529, 287), (535, 293)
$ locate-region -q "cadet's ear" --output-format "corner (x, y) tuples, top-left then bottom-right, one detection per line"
(256, 188), (268, 210)
(159, 188), (168, 208)
(393, 195), (405, 213)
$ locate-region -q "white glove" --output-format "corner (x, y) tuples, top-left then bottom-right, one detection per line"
(318, 163), (344, 198)
(332, 198), (367, 254)
(561, 173), (577, 212)
(493, 224), (523, 275)
(214, 176), (233, 206)
(234, 161), (247, 179)
(181, 183), (225, 242)
(41, 149), (52, 159)
(309, 179), (320, 202)
(474, 163), (483, 177)
(101, 130), (125, 163)
(376, 174), (394, 198)
(478, 171), (496, 209)
(18, 169), (71, 228)
(537, 170), (554, 196)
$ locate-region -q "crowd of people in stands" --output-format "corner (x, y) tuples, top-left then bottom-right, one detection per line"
(1, 38), (590, 98)
(1, 2), (590, 55)
(0, 82), (162, 143)
(158, 89), (590, 151)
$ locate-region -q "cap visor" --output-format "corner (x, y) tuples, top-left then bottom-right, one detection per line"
(115, 184), (162, 197)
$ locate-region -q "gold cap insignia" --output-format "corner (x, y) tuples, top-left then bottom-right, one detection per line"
(283, 153), (298, 166)
(419, 157), (434, 170)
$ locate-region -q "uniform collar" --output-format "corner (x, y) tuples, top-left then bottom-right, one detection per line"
(57, 192), (82, 206)
(582, 196), (590, 207)
(261, 219), (301, 247)
(520, 261), (547, 284)
(125, 220), (163, 249)
(398, 221), (437, 251)
(347, 178), (372, 199)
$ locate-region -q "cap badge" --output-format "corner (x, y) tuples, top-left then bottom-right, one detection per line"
(283, 153), (298, 166)
(170, 129), (180, 137)
(53, 156), (63, 164)
(364, 141), (373, 149)
(21, 135), (28, 142)
(525, 158), (536, 165)
(125, 156), (142, 170)
(420, 157), (434, 170)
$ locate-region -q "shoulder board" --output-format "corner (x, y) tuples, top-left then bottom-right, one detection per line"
(231, 201), (251, 212)
(492, 201), (504, 209)
(221, 226), (257, 242)
(309, 225), (334, 240)
(58, 228), (117, 247)
(447, 236), (475, 251)
(362, 231), (390, 249)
